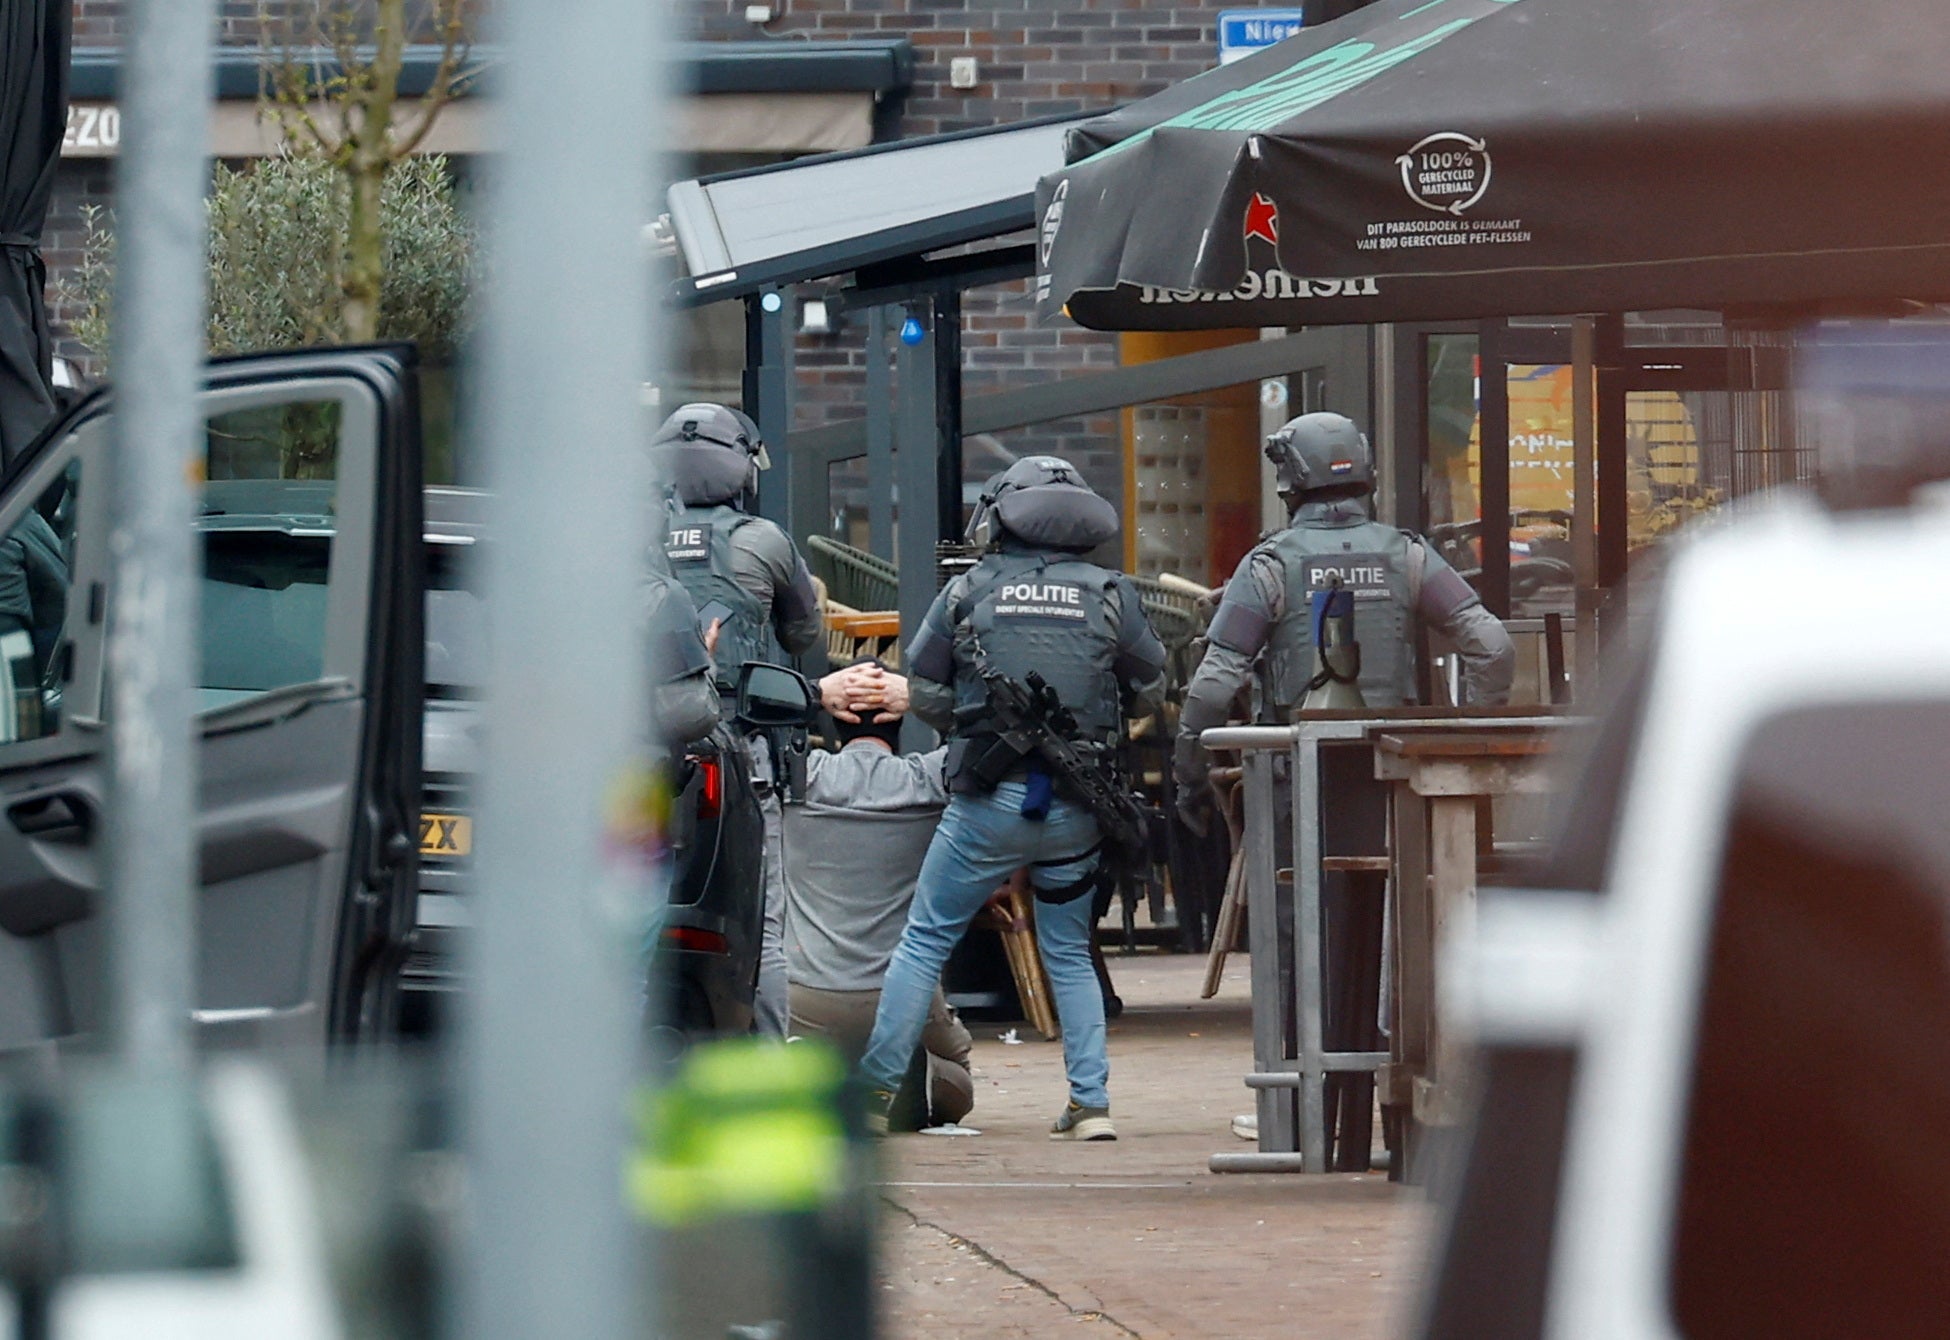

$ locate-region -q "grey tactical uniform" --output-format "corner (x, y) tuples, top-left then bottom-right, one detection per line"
(665, 502), (822, 684)
(1175, 497), (1513, 1160)
(1174, 498), (1514, 788)
(662, 501), (820, 1039)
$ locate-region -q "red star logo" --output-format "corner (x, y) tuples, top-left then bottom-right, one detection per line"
(1244, 192), (1280, 246)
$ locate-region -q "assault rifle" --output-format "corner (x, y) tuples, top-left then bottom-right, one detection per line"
(963, 657), (1151, 867)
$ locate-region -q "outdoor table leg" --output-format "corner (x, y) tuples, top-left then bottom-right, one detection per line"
(1241, 749), (1294, 1153)
(1419, 793), (1480, 1128)
(1385, 780), (1431, 1175)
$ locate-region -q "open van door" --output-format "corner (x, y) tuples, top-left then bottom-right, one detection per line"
(0, 347), (424, 1051)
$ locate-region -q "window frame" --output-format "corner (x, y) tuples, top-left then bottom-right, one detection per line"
(0, 375), (385, 771)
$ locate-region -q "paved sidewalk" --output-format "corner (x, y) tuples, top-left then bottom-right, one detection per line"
(877, 952), (1429, 1339)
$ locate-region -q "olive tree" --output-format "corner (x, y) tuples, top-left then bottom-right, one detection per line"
(66, 152), (474, 361)
(65, 153), (477, 477)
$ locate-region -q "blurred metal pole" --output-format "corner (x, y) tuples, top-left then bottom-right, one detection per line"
(1570, 316), (1597, 694)
(105, 0), (214, 1069)
(457, 0), (659, 1334)
(894, 301), (939, 755)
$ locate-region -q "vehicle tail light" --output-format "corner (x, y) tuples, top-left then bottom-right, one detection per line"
(660, 925), (728, 955)
(690, 755), (722, 819)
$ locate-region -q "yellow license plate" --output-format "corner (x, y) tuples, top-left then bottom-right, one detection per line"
(419, 813), (473, 858)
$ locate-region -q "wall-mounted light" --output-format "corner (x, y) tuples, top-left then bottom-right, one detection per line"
(799, 297), (833, 335)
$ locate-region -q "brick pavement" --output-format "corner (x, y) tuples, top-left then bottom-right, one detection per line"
(876, 953), (1430, 1339)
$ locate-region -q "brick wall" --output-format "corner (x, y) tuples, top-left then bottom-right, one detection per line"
(72, 0), (445, 43)
(43, 160), (110, 370)
(688, 0), (1221, 134)
(681, 0), (1249, 511)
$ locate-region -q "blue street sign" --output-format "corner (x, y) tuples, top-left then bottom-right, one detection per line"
(1217, 9), (1307, 65)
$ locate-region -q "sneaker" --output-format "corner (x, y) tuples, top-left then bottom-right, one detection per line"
(864, 1090), (895, 1137)
(1049, 1101), (1117, 1141)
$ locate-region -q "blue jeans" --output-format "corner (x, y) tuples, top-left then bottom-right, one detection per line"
(861, 784), (1109, 1109)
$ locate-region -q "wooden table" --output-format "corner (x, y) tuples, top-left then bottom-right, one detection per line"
(1372, 728), (1563, 1159)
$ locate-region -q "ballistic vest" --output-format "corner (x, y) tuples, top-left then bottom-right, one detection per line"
(950, 551), (1124, 742)
(664, 503), (786, 687)
(1262, 517), (1417, 711)
(643, 567), (712, 688)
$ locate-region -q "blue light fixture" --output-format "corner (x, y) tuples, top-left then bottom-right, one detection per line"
(899, 314), (926, 346)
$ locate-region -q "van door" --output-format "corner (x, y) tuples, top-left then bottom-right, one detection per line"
(0, 348), (423, 1051)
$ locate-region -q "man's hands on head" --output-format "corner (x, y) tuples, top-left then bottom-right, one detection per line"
(873, 670), (910, 721)
(818, 663), (910, 724)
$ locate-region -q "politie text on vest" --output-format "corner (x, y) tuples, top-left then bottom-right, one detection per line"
(994, 581), (1088, 620)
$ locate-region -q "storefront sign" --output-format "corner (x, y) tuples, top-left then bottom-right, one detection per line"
(60, 92), (855, 159)
(63, 103), (122, 157)
(1217, 10), (1306, 65)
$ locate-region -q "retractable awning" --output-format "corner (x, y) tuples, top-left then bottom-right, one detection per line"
(666, 112), (1097, 306)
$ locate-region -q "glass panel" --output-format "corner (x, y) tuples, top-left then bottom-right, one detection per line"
(827, 457), (870, 552)
(1625, 389), (1812, 556)
(1425, 341), (1577, 619)
(1425, 333), (1480, 539)
(198, 399), (344, 704)
(425, 539), (487, 692)
(1131, 404), (1210, 585)
(1503, 364), (1575, 619)
(1671, 701), (1950, 1338)
(0, 461), (81, 743)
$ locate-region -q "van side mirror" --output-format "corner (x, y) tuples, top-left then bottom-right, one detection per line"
(734, 662), (817, 729)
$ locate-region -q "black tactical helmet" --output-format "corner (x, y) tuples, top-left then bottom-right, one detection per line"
(649, 402), (769, 506)
(973, 455), (1120, 551)
(1265, 412), (1374, 499)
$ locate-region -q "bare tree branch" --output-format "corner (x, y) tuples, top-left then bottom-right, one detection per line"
(395, 0), (473, 158)
(256, 1), (347, 158)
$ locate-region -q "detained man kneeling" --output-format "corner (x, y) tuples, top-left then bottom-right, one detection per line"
(783, 662), (974, 1131)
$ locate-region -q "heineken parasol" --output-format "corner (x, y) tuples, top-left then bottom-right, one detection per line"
(1036, 0), (1950, 329)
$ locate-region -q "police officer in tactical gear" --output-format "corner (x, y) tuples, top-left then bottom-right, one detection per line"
(1175, 411), (1514, 787)
(860, 456), (1166, 1140)
(1173, 412), (1513, 1164)
(651, 402), (823, 1038)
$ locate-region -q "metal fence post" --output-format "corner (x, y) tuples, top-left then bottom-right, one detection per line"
(457, 0), (662, 1336)
(1240, 747), (1291, 1151)
(105, 0), (215, 1071)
